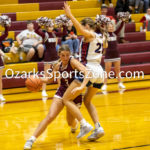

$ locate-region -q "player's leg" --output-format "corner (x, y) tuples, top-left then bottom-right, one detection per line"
(66, 95), (82, 133)
(66, 109), (78, 133)
(102, 61), (112, 91)
(113, 60), (125, 89)
(24, 98), (64, 150)
(63, 80), (93, 139)
(42, 63), (52, 97)
(0, 69), (5, 101)
(83, 86), (104, 141)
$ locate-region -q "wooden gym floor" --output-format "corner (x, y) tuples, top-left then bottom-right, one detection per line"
(0, 78), (150, 150)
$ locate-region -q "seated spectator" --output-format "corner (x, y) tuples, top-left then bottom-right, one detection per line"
(98, 0), (113, 7)
(1, 38), (18, 54)
(129, 0), (144, 13)
(101, 4), (129, 43)
(140, 8), (150, 31)
(16, 21), (44, 61)
(61, 20), (79, 58)
(115, 0), (132, 14)
(143, 0), (149, 13)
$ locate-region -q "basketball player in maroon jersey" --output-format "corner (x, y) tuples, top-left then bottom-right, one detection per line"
(24, 44), (90, 149)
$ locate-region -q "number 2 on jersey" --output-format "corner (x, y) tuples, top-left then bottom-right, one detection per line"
(95, 43), (102, 53)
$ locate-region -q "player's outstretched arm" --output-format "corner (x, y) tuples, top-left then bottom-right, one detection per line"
(63, 2), (95, 39)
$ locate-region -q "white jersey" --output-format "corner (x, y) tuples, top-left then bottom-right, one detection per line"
(79, 32), (104, 84)
(79, 32), (104, 65)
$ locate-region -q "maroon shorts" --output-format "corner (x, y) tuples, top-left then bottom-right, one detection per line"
(0, 56), (4, 69)
(54, 86), (82, 106)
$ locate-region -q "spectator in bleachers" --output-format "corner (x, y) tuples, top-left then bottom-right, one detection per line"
(98, 0), (113, 7)
(16, 21), (44, 61)
(115, 0), (132, 14)
(140, 8), (150, 31)
(129, 0), (144, 13)
(1, 38), (18, 54)
(101, 4), (129, 43)
(143, 0), (149, 13)
(0, 25), (8, 101)
(61, 20), (79, 58)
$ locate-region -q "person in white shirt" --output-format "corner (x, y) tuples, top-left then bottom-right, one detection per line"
(16, 21), (44, 61)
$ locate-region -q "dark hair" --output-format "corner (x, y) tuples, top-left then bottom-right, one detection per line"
(101, 4), (108, 9)
(27, 20), (33, 25)
(80, 17), (95, 29)
(58, 44), (70, 53)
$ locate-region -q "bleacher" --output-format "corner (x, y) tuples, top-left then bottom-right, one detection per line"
(1, 0), (150, 89)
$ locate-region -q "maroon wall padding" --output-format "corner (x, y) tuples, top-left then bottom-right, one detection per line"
(125, 23), (135, 33)
(19, 0), (72, 3)
(124, 32), (146, 42)
(121, 52), (150, 65)
(10, 21), (37, 31)
(118, 41), (150, 54)
(2, 13), (16, 21)
(9, 21), (37, 31)
(101, 52), (150, 66)
(2, 77), (26, 89)
(119, 63), (150, 75)
(40, 2), (64, 11)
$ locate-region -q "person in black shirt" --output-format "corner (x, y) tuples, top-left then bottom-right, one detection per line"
(61, 20), (79, 58)
(115, 0), (132, 14)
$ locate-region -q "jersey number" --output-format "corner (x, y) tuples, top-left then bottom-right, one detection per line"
(95, 43), (102, 53)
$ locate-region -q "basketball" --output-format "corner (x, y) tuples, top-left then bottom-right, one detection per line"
(25, 75), (42, 92)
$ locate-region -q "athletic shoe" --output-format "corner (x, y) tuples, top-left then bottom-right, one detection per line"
(24, 140), (34, 150)
(0, 95), (5, 101)
(87, 127), (105, 141)
(118, 82), (126, 89)
(42, 90), (48, 97)
(101, 84), (107, 91)
(77, 123), (93, 139)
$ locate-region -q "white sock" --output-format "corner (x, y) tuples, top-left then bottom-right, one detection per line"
(0, 94), (3, 97)
(95, 122), (101, 129)
(80, 119), (87, 126)
(29, 136), (36, 142)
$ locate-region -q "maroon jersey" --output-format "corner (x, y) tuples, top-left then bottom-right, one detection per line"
(104, 21), (124, 61)
(0, 26), (8, 69)
(35, 26), (67, 62)
(35, 26), (58, 62)
(55, 57), (82, 105)
(59, 57), (75, 87)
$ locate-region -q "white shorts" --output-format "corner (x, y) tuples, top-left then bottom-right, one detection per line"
(86, 63), (104, 84)
(75, 62), (104, 89)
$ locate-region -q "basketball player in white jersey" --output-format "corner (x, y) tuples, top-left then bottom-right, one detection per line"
(63, 2), (107, 141)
